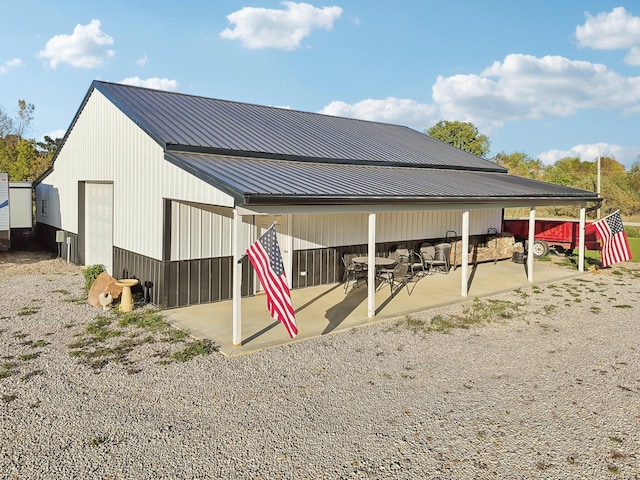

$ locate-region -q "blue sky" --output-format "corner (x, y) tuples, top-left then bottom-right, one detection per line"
(1, 1), (639, 167)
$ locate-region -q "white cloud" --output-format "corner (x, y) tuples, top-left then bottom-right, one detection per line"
(136, 55), (148, 66)
(576, 7), (640, 65)
(319, 97), (438, 130)
(0, 58), (24, 74)
(576, 7), (640, 49)
(43, 129), (67, 141)
(219, 2), (342, 50)
(120, 77), (179, 91)
(326, 53), (640, 135)
(538, 143), (639, 168)
(432, 53), (640, 132)
(37, 19), (114, 69)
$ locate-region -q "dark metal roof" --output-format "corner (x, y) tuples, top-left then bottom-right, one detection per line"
(166, 151), (600, 206)
(49, 80), (599, 208)
(93, 81), (505, 172)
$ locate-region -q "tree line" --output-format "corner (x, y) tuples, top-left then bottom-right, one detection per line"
(1, 102), (638, 218)
(0, 100), (60, 182)
(428, 120), (640, 219)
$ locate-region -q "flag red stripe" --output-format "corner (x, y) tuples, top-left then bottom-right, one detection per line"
(246, 239), (298, 338)
(593, 211), (631, 267)
(248, 244), (291, 321)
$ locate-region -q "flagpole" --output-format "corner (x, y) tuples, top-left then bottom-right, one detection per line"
(596, 147), (601, 219)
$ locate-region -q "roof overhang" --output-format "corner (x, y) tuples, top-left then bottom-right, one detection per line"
(165, 151), (600, 210)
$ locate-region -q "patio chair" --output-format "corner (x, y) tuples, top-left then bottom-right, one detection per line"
(394, 246), (424, 275)
(376, 261), (411, 295)
(419, 242), (448, 274)
(342, 253), (367, 292)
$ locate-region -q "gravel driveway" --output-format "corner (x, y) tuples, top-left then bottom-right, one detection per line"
(1, 251), (639, 479)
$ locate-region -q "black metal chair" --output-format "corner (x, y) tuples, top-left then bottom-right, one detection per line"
(394, 246), (424, 276)
(342, 253), (367, 292)
(377, 261), (411, 295)
(419, 242), (449, 274)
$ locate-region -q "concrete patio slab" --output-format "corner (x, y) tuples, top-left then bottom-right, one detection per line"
(164, 260), (583, 356)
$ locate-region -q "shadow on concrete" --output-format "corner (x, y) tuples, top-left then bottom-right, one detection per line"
(323, 285), (367, 334)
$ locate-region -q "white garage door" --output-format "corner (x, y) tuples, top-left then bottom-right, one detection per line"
(85, 183), (113, 275)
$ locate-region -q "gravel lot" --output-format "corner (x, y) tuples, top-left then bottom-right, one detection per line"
(1, 250), (639, 479)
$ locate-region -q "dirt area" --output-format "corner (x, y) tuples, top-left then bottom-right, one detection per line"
(0, 249), (83, 285)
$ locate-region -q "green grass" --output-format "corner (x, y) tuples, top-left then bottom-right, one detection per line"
(628, 237), (640, 262)
(68, 307), (219, 371)
(404, 297), (525, 334)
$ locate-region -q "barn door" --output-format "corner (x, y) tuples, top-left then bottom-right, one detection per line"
(84, 183), (114, 275)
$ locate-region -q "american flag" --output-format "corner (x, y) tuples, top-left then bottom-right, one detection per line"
(246, 225), (298, 338)
(593, 210), (632, 267)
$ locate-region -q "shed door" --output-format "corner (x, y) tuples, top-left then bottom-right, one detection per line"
(85, 183), (113, 275)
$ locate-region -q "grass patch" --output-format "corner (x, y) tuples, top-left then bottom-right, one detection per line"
(427, 315), (458, 333)
(30, 340), (49, 349)
(88, 435), (107, 446)
(404, 317), (427, 334)
(0, 362), (17, 379)
(68, 307), (218, 372)
(18, 306), (39, 316)
(405, 298), (524, 334)
(628, 237), (640, 262)
(82, 264), (105, 293)
(2, 394), (17, 403)
(18, 352), (41, 361)
(160, 339), (219, 364)
(118, 309), (168, 333)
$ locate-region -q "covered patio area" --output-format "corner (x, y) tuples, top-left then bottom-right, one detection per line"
(165, 259), (582, 356)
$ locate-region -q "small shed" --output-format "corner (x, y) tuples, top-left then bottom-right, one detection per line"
(35, 81), (599, 339)
(0, 173), (8, 251)
(0, 174), (33, 251)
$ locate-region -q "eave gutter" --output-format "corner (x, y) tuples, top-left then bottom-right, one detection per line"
(240, 193), (602, 207)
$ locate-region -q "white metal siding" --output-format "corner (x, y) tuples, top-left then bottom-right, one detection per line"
(35, 89), (235, 260)
(292, 208), (502, 249)
(170, 201), (254, 261)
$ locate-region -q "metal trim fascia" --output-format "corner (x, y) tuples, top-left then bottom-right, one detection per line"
(164, 144), (507, 173)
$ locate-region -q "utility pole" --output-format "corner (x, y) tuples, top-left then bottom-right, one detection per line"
(596, 147), (601, 219)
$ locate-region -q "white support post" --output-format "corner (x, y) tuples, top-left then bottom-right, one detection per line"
(285, 213), (293, 287)
(367, 212), (376, 318)
(232, 210), (243, 346)
(578, 207), (586, 272)
(527, 207), (536, 283)
(461, 210), (470, 297)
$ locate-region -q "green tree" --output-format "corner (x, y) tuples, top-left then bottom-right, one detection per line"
(15, 100), (35, 138)
(426, 120), (491, 158)
(0, 100), (59, 181)
(494, 151), (544, 179)
(0, 107), (13, 137)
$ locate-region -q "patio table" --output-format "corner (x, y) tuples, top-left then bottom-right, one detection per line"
(351, 256), (396, 267)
